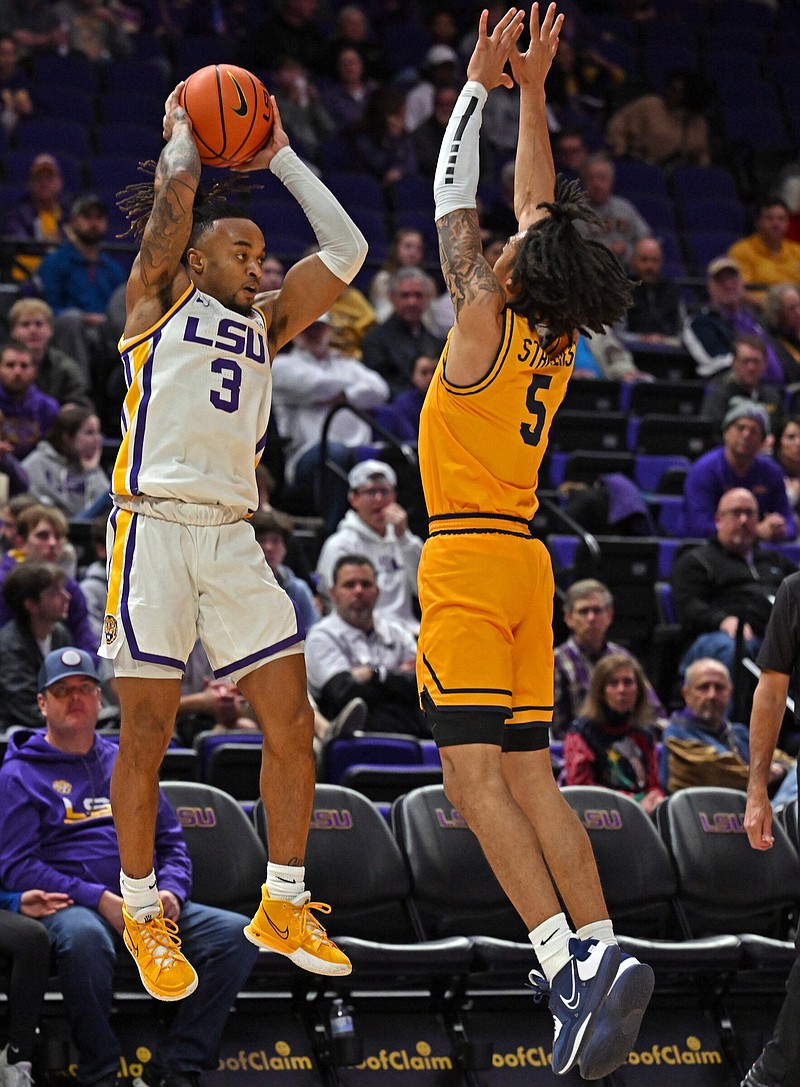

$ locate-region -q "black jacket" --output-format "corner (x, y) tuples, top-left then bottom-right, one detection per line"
(671, 536), (797, 641)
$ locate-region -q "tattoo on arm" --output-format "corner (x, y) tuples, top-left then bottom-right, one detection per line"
(139, 129), (200, 286)
(437, 209), (504, 318)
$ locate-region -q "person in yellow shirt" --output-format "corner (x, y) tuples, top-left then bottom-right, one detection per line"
(418, 4), (653, 1081)
(728, 197), (800, 307)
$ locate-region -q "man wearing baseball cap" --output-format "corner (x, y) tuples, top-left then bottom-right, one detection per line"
(5, 153), (67, 281)
(683, 398), (796, 540)
(683, 256), (784, 381)
(315, 458), (423, 635)
(0, 647), (258, 1087)
(36, 191), (125, 378)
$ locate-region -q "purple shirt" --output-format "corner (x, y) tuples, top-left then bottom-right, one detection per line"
(683, 446), (796, 539)
(0, 384), (59, 459)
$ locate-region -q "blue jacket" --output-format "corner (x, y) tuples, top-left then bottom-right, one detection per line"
(660, 708), (750, 790)
(0, 730), (191, 910)
(37, 241), (125, 315)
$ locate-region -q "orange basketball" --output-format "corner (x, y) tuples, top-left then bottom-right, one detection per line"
(178, 64), (273, 168)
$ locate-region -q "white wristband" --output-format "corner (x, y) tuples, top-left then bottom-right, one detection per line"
(433, 80), (488, 220)
(269, 147), (367, 284)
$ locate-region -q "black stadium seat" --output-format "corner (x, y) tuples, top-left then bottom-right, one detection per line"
(253, 784), (472, 983)
(160, 780), (266, 917)
(655, 787), (800, 974)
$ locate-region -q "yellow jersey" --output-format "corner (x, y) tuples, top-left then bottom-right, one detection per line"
(419, 307), (574, 523)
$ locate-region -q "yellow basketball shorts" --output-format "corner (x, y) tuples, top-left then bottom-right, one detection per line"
(416, 524), (554, 749)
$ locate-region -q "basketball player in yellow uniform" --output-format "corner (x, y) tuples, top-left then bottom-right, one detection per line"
(418, 6), (653, 1078)
(104, 87), (366, 998)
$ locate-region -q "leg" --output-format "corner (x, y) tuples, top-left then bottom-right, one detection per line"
(112, 677), (181, 878)
(0, 911), (51, 1062)
(156, 903), (259, 1073)
(238, 653), (351, 975)
(111, 675), (198, 1002)
(502, 748), (609, 929)
(747, 945), (800, 1085)
(237, 653), (315, 865)
(40, 907), (120, 1084)
(439, 742), (562, 929)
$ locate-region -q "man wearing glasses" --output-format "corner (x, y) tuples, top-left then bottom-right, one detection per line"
(683, 401), (795, 540)
(672, 487), (797, 679)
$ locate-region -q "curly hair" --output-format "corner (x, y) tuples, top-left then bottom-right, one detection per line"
(508, 175), (635, 339)
(116, 161), (262, 248)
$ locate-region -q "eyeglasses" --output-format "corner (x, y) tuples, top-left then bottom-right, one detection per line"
(719, 507), (758, 519)
(46, 680), (98, 699)
(355, 486), (393, 499)
(572, 605), (609, 617)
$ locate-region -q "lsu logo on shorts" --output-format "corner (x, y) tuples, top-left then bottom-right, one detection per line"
(104, 614), (118, 644)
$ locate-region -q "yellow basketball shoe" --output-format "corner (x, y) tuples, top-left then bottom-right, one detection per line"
(122, 903), (199, 1001)
(244, 887), (352, 976)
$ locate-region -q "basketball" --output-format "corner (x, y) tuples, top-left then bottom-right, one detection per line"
(179, 64), (274, 168)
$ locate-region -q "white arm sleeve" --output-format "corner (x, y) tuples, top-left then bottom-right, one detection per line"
(269, 147), (368, 284)
(433, 80), (487, 221)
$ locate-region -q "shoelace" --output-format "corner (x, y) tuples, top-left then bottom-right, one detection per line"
(526, 968), (549, 1004)
(137, 915), (184, 971)
(299, 900), (339, 949)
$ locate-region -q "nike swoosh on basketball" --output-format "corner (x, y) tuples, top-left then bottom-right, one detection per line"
(229, 76), (248, 116)
(261, 906), (289, 940)
(563, 961), (581, 1011)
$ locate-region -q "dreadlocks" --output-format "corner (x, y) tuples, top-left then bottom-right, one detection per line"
(116, 161), (262, 246)
(508, 175), (635, 340)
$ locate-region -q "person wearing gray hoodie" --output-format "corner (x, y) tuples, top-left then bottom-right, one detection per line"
(315, 459), (422, 635)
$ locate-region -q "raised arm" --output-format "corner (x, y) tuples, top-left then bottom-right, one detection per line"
(508, 3), (563, 230)
(124, 84), (199, 338)
(432, 7), (525, 384)
(234, 100), (368, 354)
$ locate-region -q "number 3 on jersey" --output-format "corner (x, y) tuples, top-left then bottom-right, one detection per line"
(210, 357), (242, 413)
(520, 372), (552, 446)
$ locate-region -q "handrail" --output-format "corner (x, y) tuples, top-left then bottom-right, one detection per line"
(538, 493), (602, 566)
(742, 657), (795, 715)
(315, 401), (418, 520)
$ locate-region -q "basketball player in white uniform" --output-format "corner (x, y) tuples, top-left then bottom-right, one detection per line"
(102, 84), (367, 999)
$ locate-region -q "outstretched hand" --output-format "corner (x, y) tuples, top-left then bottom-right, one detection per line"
(466, 7), (526, 91)
(509, 3), (564, 89)
(232, 97), (290, 172)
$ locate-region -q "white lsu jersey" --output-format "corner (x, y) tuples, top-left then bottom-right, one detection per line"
(111, 284), (271, 515)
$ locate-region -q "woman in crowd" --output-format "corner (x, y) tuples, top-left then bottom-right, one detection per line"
(775, 414), (800, 511)
(21, 405), (109, 519)
(563, 654), (665, 814)
(369, 226), (430, 322)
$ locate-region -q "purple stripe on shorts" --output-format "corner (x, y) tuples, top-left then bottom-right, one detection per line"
(213, 629), (304, 679)
(119, 512), (185, 670)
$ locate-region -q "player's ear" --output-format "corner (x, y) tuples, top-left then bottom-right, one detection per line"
(186, 246), (203, 274)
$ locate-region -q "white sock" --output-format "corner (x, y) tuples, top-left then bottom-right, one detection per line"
(577, 919), (617, 947)
(266, 862), (305, 901)
(529, 912), (574, 983)
(120, 868), (160, 921)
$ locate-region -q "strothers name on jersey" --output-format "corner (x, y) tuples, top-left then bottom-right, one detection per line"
(112, 285), (272, 516)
